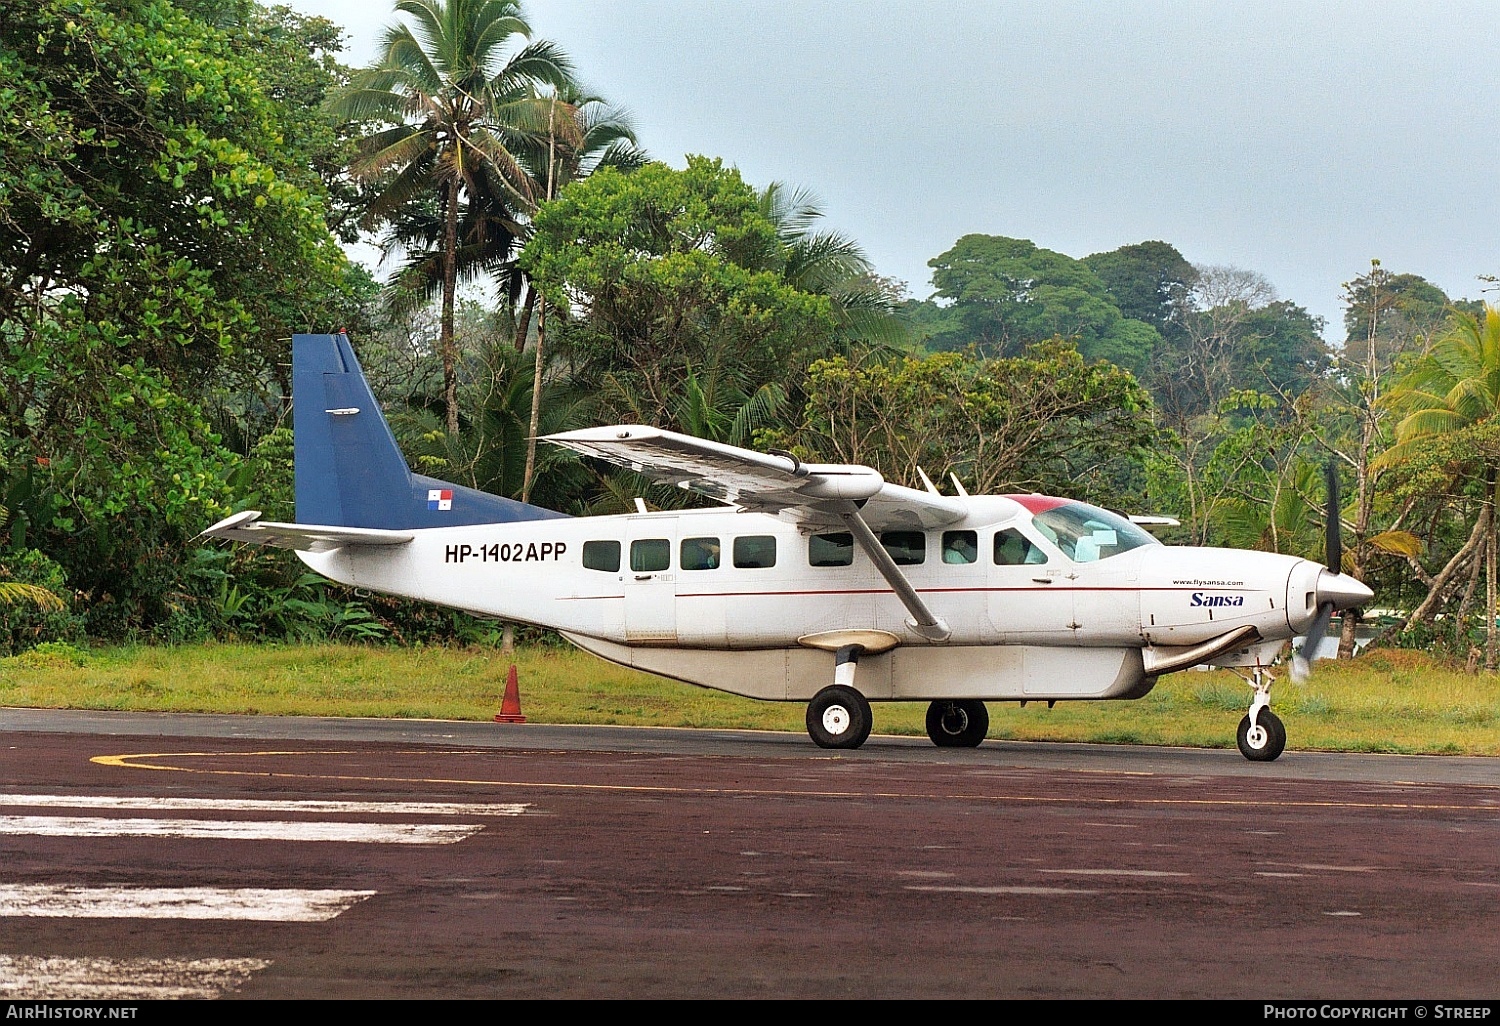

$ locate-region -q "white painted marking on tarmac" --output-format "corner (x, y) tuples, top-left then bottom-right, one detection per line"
(1261, 862), (1374, 873)
(905, 885), (1098, 896)
(0, 885), (374, 921)
(1324, 910), (1363, 917)
(898, 871), (955, 879)
(0, 955), (272, 999)
(0, 794), (530, 816)
(0, 815), (481, 844)
(1255, 872), (1306, 878)
(1040, 868), (1188, 878)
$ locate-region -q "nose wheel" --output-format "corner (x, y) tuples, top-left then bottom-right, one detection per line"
(1233, 666), (1286, 761)
(1237, 707), (1285, 760)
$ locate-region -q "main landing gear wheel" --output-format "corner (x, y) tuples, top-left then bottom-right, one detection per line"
(806, 685), (873, 750)
(1237, 708), (1286, 762)
(925, 699), (989, 748)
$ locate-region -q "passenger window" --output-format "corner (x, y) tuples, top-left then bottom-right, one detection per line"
(880, 531), (925, 565)
(941, 530), (978, 565)
(994, 528), (1046, 566)
(809, 532), (854, 567)
(681, 537), (721, 571)
(734, 535), (777, 569)
(582, 540), (621, 573)
(630, 538), (670, 572)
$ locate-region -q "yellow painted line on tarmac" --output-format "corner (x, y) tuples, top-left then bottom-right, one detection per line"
(89, 750), (1500, 814)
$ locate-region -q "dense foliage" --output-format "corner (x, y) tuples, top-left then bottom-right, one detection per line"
(0, 0), (1492, 667)
(0, 0), (358, 642)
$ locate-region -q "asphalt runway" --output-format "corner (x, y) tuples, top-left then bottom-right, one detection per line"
(2, 707), (1499, 1000)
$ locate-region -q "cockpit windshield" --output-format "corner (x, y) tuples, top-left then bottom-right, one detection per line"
(1029, 502), (1160, 563)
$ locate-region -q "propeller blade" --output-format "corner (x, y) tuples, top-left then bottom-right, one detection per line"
(1325, 459), (1342, 575)
(1292, 601), (1336, 683)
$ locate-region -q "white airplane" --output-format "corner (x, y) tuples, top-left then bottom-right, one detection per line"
(202, 334), (1373, 760)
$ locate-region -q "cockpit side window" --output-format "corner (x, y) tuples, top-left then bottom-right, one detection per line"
(993, 528), (1046, 566)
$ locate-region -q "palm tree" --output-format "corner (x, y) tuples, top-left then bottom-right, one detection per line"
(375, 90), (642, 341)
(390, 339), (590, 509)
(507, 84), (645, 352)
(332, 0), (573, 435)
(751, 182), (907, 350)
(0, 501), (63, 613)
(1379, 304), (1500, 667)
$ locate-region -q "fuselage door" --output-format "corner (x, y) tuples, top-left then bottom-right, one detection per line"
(987, 525), (1076, 643)
(624, 517), (678, 643)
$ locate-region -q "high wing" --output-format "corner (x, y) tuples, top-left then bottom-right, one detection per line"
(543, 426), (966, 531)
(545, 426), (967, 641)
(198, 510), (414, 552)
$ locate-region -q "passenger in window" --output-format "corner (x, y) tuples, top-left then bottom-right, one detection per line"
(809, 532), (854, 567)
(681, 537), (721, 571)
(942, 531), (978, 564)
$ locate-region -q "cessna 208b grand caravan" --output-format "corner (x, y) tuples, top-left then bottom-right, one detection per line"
(202, 334), (1373, 761)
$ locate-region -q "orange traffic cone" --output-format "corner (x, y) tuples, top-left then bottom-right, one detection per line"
(495, 663), (526, 723)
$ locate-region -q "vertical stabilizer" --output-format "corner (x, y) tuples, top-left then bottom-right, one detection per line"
(292, 333), (566, 529)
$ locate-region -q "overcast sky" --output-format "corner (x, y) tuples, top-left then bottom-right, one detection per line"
(280, 0), (1499, 341)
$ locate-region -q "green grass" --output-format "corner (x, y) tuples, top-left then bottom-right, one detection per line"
(1, 641), (1498, 756)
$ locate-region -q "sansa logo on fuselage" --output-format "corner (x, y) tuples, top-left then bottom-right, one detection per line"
(1190, 592), (1245, 607)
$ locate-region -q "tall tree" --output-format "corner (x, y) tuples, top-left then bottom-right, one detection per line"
(1379, 305), (1500, 668)
(519, 156), (838, 426)
(0, 0), (357, 638)
(924, 235), (1162, 374)
(1343, 269), (1465, 365)
(775, 341), (1160, 505)
(752, 183), (904, 350)
(1082, 240), (1196, 340)
(332, 0), (573, 434)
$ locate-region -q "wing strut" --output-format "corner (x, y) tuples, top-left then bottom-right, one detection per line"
(837, 504), (951, 642)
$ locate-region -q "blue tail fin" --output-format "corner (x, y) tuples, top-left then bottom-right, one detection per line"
(292, 333), (567, 529)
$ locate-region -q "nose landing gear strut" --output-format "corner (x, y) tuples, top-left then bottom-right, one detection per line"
(1233, 665), (1286, 761)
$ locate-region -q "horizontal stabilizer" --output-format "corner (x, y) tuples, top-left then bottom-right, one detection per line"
(198, 510), (413, 552)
